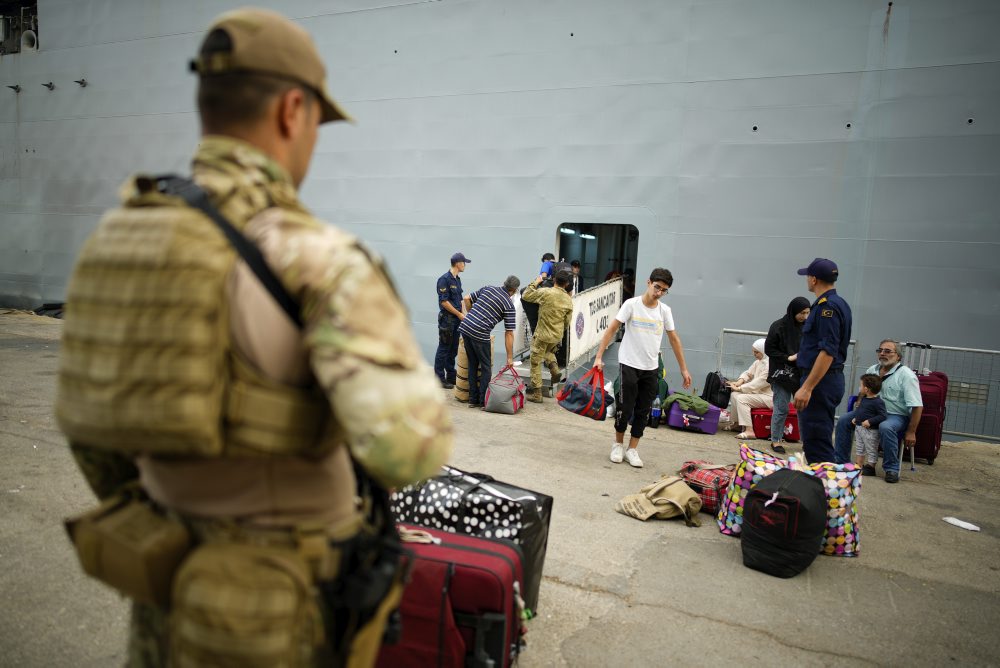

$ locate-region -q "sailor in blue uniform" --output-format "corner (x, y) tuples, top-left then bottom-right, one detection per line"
(794, 258), (853, 464)
(434, 252), (469, 388)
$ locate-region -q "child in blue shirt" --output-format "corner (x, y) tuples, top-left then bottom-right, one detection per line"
(853, 373), (889, 476)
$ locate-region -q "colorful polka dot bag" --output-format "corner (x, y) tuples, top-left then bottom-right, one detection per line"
(806, 462), (862, 557)
(716, 444), (788, 536)
(716, 445), (863, 557)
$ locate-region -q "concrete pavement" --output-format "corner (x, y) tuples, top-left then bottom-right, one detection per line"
(1, 311), (998, 667)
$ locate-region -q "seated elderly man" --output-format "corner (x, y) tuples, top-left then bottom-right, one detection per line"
(834, 339), (923, 483)
(728, 338), (774, 440)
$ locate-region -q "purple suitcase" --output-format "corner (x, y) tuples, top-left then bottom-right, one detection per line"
(666, 401), (721, 435)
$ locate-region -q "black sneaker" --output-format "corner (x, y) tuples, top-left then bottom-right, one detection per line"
(468, 402), (483, 408)
(771, 443), (786, 454)
(441, 379), (455, 389)
(885, 471), (900, 484)
(861, 465), (877, 476)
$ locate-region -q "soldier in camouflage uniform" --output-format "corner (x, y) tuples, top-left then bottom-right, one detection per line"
(57, 9), (452, 667)
(521, 270), (575, 403)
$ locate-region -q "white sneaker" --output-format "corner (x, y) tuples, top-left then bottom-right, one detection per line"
(624, 448), (644, 468)
(610, 443), (624, 463)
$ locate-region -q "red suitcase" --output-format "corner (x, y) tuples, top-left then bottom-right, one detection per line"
(906, 371), (947, 465)
(750, 405), (800, 442)
(377, 524), (525, 668)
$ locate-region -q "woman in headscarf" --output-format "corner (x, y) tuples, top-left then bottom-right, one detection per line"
(728, 338), (773, 439)
(764, 296), (811, 453)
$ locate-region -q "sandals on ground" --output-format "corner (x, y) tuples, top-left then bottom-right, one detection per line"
(735, 431), (754, 440)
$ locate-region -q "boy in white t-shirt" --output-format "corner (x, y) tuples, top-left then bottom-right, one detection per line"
(594, 268), (692, 467)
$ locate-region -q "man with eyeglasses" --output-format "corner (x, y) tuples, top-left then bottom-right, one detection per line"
(833, 340), (923, 483)
(595, 267), (692, 468)
(793, 258), (853, 464)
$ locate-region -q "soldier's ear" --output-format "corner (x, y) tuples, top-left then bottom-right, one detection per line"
(276, 87), (309, 139)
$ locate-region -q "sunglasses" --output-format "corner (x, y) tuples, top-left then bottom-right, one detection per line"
(875, 348), (897, 355)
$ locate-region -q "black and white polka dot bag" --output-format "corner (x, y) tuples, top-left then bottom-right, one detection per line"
(390, 474), (525, 542)
(389, 465), (553, 613)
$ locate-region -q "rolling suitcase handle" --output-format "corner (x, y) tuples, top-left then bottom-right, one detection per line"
(902, 341), (932, 375)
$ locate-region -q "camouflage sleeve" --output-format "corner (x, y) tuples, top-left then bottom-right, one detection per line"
(263, 213), (453, 488)
(521, 282), (542, 304)
(69, 442), (139, 500)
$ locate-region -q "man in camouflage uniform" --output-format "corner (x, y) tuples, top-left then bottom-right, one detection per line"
(57, 9), (452, 667)
(521, 270), (575, 403)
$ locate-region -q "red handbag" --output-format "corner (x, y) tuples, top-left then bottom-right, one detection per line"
(677, 460), (736, 515)
(556, 367), (610, 421)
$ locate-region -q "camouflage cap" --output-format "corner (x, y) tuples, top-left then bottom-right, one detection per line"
(190, 7), (352, 124)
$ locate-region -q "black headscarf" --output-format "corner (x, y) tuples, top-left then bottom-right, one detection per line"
(779, 296), (811, 354)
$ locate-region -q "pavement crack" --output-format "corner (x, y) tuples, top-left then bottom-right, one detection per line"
(625, 599), (880, 665)
(542, 574), (629, 602)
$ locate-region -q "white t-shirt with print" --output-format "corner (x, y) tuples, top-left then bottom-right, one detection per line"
(615, 296), (675, 371)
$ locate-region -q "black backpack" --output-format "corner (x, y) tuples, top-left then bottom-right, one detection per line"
(740, 469), (827, 578)
(542, 261), (573, 287)
(700, 371), (732, 409)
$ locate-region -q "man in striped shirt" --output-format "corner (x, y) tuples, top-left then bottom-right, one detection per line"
(459, 276), (520, 408)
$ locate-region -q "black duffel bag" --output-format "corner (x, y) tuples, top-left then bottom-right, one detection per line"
(741, 468), (827, 578)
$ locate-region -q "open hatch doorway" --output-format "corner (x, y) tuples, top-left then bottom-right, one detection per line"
(556, 222), (639, 300)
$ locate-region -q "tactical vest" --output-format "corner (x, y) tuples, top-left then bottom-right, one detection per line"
(56, 186), (330, 458)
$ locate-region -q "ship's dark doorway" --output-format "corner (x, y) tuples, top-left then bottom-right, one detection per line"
(556, 223), (639, 299)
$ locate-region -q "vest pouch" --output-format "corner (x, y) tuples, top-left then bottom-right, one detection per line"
(170, 543), (324, 667)
(64, 488), (191, 608)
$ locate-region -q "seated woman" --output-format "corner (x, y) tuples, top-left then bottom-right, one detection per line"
(728, 338), (774, 439)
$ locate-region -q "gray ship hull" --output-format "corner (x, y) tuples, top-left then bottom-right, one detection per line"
(2, 0), (998, 380)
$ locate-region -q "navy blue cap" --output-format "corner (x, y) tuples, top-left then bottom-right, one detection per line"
(450, 252), (471, 264)
(797, 258), (839, 282)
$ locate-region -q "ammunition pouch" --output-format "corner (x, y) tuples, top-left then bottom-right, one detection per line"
(64, 484), (192, 608)
(170, 542), (325, 667)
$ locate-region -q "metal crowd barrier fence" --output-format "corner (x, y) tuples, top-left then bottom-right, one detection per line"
(901, 342), (1000, 441)
(715, 328), (861, 415)
(717, 331), (1000, 442)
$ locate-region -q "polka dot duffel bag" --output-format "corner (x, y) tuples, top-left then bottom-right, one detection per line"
(806, 461), (862, 557)
(716, 444), (863, 557)
(717, 444), (788, 537)
(390, 465), (553, 613)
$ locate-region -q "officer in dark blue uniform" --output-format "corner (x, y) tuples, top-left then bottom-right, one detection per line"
(434, 252), (469, 388)
(794, 258), (853, 464)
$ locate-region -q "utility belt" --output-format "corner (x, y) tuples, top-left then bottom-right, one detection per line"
(65, 482), (407, 666)
(438, 311), (460, 345)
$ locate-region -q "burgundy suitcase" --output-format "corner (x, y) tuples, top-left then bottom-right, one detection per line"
(907, 371), (948, 465)
(376, 524), (525, 668)
(666, 400), (721, 434)
(749, 405), (800, 442)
